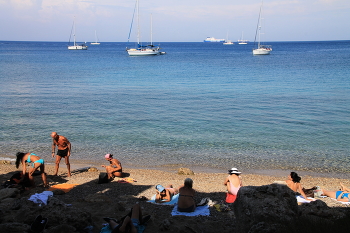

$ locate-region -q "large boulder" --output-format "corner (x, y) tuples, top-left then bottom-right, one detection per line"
(0, 188), (20, 201)
(233, 184), (298, 233)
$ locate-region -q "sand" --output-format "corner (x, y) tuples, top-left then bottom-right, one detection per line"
(1, 161), (349, 232)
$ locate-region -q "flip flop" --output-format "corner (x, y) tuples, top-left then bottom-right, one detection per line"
(30, 215), (48, 233)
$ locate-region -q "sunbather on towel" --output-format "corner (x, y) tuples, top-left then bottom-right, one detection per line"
(285, 172), (314, 201)
(319, 185), (350, 202)
(155, 184), (178, 203)
(177, 178), (196, 212)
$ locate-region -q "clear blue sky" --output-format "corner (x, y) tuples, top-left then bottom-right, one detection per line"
(1, 0), (349, 42)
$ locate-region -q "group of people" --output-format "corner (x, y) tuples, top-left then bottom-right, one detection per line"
(14, 132), (71, 188)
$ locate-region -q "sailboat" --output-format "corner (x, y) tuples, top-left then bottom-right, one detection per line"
(223, 31), (234, 45)
(252, 1), (272, 55)
(68, 17), (88, 50)
(238, 31), (248, 44)
(91, 30), (100, 45)
(126, 0), (163, 56)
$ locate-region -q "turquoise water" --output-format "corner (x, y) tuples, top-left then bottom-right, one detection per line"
(0, 41), (349, 176)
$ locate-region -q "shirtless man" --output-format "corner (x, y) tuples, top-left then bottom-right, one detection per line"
(102, 154), (123, 179)
(51, 132), (71, 177)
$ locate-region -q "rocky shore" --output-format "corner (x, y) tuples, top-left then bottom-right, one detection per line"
(0, 162), (349, 233)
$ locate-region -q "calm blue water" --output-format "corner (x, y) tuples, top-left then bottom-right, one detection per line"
(0, 41), (349, 176)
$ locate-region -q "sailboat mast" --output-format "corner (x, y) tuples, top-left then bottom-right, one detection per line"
(136, 0), (140, 45)
(73, 16), (76, 46)
(150, 14), (153, 46)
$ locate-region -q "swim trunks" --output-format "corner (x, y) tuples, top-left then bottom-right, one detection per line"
(57, 148), (69, 157)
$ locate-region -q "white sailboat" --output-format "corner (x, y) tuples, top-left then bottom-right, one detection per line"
(252, 1), (271, 55)
(238, 31), (248, 44)
(91, 30), (100, 45)
(223, 32), (234, 45)
(126, 0), (163, 56)
(68, 17), (88, 50)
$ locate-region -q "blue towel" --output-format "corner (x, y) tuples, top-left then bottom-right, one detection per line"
(148, 193), (179, 205)
(171, 204), (210, 216)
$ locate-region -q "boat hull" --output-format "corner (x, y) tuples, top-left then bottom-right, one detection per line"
(68, 45), (88, 50)
(127, 49), (160, 56)
(253, 48), (271, 55)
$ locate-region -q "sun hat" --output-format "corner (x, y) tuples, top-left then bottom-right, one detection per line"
(105, 154), (112, 159)
(228, 167), (241, 174)
(155, 184), (165, 192)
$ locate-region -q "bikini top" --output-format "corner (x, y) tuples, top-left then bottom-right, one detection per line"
(26, 153), (37, 163)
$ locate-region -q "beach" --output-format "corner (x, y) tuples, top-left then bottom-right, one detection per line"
(1, 161), (349, 232)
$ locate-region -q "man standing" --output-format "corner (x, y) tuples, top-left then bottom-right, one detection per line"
(51, 132), (71, 177)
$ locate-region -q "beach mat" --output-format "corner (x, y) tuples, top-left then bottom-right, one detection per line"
(48, 184), (79, 193)
(171, 204), (210, 216)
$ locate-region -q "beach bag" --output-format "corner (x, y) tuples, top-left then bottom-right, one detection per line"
(98, 172), (110, 184)
(302, 186), (317, 198)
(225, 193), (237, 203)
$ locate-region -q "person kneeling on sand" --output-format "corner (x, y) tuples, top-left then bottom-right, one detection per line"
(224, 167), (243, 203)
(103, 203), (150, 233)
(177, 178), (196, 212)
(15, 152), (48, 188)
(285, 172), (314, 201)
(155, 184), (178, 203)
(101, 153), (123, 179)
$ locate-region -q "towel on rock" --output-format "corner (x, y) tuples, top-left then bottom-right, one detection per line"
(28, 191), (53, 205)
(296, 195), (315, 203)
(171, 204), (210, 216)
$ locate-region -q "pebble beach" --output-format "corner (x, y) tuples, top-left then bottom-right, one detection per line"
(1, 160), (349, 232)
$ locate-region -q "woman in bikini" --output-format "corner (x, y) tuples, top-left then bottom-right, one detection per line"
(319, 183), (350, 202)
(15, 152), (48, 188)
(177, 178), (196, 212)
(155, 184), (178, 203)
(285, 172), (314, 201)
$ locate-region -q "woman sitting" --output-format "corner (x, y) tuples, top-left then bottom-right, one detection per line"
(177, 178), (196, 212)
(285, 172), (314, 201)
(224, 167), (243, 203)
(155, 184), (178, 203)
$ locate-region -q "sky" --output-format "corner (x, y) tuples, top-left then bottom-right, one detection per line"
(0, 0), (349, 42)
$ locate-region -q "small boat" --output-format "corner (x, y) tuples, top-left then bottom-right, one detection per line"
(126, 0), (163, 56)
(68, 17), (88, 50)
(223, 32), (234, 45)
(204, 37), (225, 42)
(91, 30), (100, 45)
(223, 40), (234, 45)
(238, 32), (248, 44)
(252, 1), (272, 55)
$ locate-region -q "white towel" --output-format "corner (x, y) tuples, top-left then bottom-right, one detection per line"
(331, 198), (350, 205)
(148, 193), (179, 205)
(171, 204), (210, 216)
(296, 195), (315, 203)
(28, 191), (53, 205)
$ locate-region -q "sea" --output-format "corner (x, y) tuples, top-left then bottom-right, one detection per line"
(0, 40), (349, 178)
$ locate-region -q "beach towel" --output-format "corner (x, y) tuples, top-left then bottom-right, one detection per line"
(148, 193), (179, 205)
(171, 204), (210, 216)
(28, 191), (53, 205)
(296, 195), (315, 203)
(48, 184), (79, 193)
(331, 198), (350, 205)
